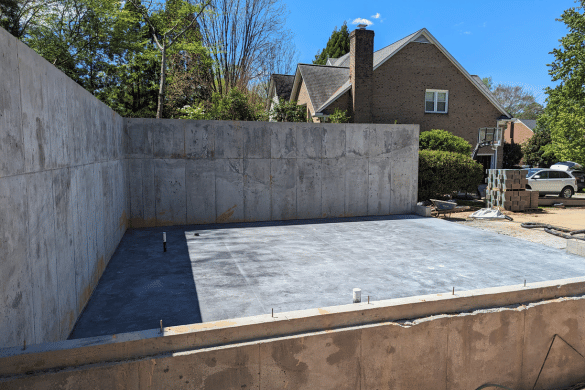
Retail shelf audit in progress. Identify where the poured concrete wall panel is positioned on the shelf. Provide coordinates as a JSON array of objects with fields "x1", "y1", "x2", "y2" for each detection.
[
  {"x1": 0, "y1": 176, "x2": 32, "y2": 347},
  {"x1": 260, "y1": 330, "x2": 361, "y2": 390},
  {"x1": 18, "y1": 41, "x2": 50, "y2": 173},
  {"x1": 271, "y1": 122, "x2": 297, "y2": 159},
  {"x1": 244, "y1": 121, "x2": 270, "y2": 159},
  {"x1": 52, "y1": 168, "x2": 78, "y2": 339},
  {"x1": 186, "y1": 159, "x2": 216, "y2": 224},
  {"x1": 322, "y1": 124, "x2": 346, "y2": 159},
  {"x1": 0, "y1": 27, "x2": 127, "y2": 348},
  {"x1": 322, "y1": 158, "x2": 345, "y2": 217},
  {"x1": 271, "y1": 158, "x2": 298, "y2": 221},
  {"x1": 345, "y1": 158, "x2": 369, "y2": 217},
  {"x1": 185, "y1": 120, "x2": 214, "y2": 159},
  {"x1": 126, "y1": 120, "x2": 419, "y2": 225},
  {"x1": 244, "y1": 159, "x2": 271, "y2": 221},
  {"x1": 154, "y1": 159, "x2": 186, "y2": 226},
  {"x1": 26, "y1": 171, "x2": 59, "y2": 344},
  {"x1": 0, "y1": 29, "x2": 25, "y2": 177},
  {"x1": 215, "y1": 158, "x2": 245, "y2": 223},
  {"x1": 297, "y1": 158, "x2": 322, "y2": 219},
  {"x1": 215, "y1": 121, "x2": 243, "y2": 159},
  {"x1": 8, "y1": 286, "x2": 585, "y2": 389},
  {"x1": 297, "y1": 124, "x2": 322, "y2": 159},
  {"x1": 367, "y1": 158, "x2": 392, "y2": 215},
  {"x1": 46, "y1": 65, "x2": 71, "y2": 169},
  {"x1": 153, "y1": 119, "x2": 185, "y2": 159},
  {"x1": 446, "y1": 310, "x2": 524, "y2": 389}
]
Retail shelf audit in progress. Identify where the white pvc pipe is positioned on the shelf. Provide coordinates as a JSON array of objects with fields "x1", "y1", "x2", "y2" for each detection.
[{"x1": 353, "y1": 288, "x2": 361, "y2": 303}]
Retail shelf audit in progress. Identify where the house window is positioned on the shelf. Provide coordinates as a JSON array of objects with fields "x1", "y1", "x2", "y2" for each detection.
[{"x1": 425, "y1": 90, "x2": 448, "y2": 113}]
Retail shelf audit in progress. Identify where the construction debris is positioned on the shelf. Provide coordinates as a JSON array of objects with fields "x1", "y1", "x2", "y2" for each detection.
[
  {"x1": 485, "y1": 169, "x2": 539, "y2": 212},
  {"x1": 469, "y1": 208, "x2": 513, "y2": 221}
]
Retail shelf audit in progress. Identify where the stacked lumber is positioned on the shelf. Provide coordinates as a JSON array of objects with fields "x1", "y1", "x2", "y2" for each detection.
[{"x1": 485, "y1": 169, "x2": 539, "y2": 211}]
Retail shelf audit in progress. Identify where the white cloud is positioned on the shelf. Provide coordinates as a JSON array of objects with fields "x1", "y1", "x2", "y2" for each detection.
[
  {"x1": 352, "y1": 18, "x2": 373, "y2": 26},
  {"x1": 371, "y1": 13, "x2": 381, "y2": 19},
  {"x1": 463, "y1": 31, "x2": 472, "y2": 35}
]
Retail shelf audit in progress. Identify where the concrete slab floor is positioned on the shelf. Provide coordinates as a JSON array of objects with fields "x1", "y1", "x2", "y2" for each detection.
[{"x1": 69, "y1": 215, "x2": 585, "y2": 339}]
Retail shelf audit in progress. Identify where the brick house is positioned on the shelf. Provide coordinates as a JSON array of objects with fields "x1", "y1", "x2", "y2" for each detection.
[
  {"x1": 505, "y1": 118, "x2": 536, "y2": 145},
  {"x1": 267, "y1": 27, "x2": 512, "y2": 169}
]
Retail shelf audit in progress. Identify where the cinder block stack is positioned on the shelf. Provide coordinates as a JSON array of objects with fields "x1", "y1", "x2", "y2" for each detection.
[{"x1": 485, "y1": 169, "x2": 539, "y2": 211}]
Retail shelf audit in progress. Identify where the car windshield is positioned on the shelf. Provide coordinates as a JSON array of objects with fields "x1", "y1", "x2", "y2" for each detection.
[{"x1": 526, "y1": 168, "x2": 543, "y2": 177}]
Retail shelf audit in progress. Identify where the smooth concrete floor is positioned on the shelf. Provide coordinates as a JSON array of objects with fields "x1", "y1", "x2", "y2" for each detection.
[{"x1": 69, "y1": 215, "x2": 585, "y2": 339}]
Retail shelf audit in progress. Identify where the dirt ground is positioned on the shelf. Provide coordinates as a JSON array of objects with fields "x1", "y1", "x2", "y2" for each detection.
[{"x1": 440, "y1": 206, "x2": 585, "y2": 250}]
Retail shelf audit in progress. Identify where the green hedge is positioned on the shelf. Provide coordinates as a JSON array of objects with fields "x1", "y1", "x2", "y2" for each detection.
[{"x1": 418, "y1": 149, "x2": 484, "y2": 201}]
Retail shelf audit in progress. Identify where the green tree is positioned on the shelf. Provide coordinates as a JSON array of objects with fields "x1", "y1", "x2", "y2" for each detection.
[
  {"x1": 313, "y1": 22, "x2": 350, "y2": 65},
  {"x1": 481, "y1": 76, "x2": 543, "y2": 119},
  {"x1": 521, "y1": 126, "x2": 558, "y2": 167},
  {"x1": 419, "y1": 129, "x2": 472, "y2": 155},
  {"x1": 127, "y1": 0, "x2": 211, "y2": 118},
  {"x1": 539, "y1": 0, "x2": 585, "y2": 166},
  {"x1": 502, "y1": 141, "x2": 523, "y2": 169},
  {"x1": 179, "y1": 88, "x2": 267, "y2": 121}
]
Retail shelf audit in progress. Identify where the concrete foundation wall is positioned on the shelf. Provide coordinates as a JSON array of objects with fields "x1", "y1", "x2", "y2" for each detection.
[
  {"x1": 3, "y1": 278, "x2": 585, "y2": 389},
  {"x1": 0, "y1": 28, "x2": 128, "y2": 348},
  {"x1": 126, "y1": 120, "x2": 419, "y2": 227}
]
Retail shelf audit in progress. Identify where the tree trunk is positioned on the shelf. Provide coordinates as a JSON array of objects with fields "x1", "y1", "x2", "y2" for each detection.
[{"x1": 157, "y1": 44, "x2": 167, "y2": 119}]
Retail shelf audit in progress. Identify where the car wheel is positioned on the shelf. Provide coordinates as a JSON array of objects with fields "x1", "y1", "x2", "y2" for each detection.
[{"x1": 560, "y1": 186, "x2": 574, "y2": 199}]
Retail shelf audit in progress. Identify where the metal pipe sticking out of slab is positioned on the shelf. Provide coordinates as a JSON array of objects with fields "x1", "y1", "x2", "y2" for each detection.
[
  {"x1": 160, "y1": 319, "x2": 163, "y2": 334},
  {"x1": 353, "y1": 288, "x2": 361, "y2": 303},
  {"x1": 163, "y1": 232, "x2": 167, "y2": 252}
]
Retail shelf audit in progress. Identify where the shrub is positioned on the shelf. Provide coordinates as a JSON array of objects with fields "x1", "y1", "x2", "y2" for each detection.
[
  {"x1": 270, "y1": 99, "x2": 307, "y2": 122},
  {"x1": 328, "y1": 108, "x2": 350, "y2": 123},
  {"x1": 418, "y1": 150, "x2": 484, "y2": 201},
  {"x1": 178, "y1": 88, "x2": 267, "y2": 121},
  {"x1": 419, "y1": 129, "x2": 472, "y2": 155}
]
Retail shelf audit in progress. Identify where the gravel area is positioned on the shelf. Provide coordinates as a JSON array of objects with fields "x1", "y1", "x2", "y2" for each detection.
[
  {"x1": 456, "y1": 218, "x2": 568, "y2": 249},
  {"x1": 443, "y1": 205, "x2": 585, "y2": 250}
]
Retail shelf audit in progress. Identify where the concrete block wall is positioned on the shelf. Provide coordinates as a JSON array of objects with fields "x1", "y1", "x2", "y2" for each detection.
[
  {"x1": 125, "y1": 120, "x2": 419, "y2": 227},
  {"x1": 0, "y1": 28, "x2": 128, "y2": 348}
]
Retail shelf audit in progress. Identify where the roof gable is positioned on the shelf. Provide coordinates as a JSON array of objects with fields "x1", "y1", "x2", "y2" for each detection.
[
  {"x1": 297, "y1": 28, "x2": 511, "y2": 118},
  {"x1": 290, "y1": 64, "x2": 349, "y2": 114}
]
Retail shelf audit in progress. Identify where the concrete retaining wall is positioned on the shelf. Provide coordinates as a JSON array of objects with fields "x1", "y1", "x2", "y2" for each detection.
[
  {"x1": 0, "y1": 28, "x2": 128, "y2": 348},
  {"x1": 3, "y1": 278, "x2": 585, "y2": 389},
  {"x1": 125, "y1": 119, "x2": 419, "y2": 227}
]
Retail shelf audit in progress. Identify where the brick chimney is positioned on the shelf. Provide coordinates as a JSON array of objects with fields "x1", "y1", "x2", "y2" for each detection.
[{"x1": 350, "y1": 25, "x2": 374, "y2": 123}]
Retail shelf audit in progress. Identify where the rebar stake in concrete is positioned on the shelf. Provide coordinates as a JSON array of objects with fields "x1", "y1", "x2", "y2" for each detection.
[
  {"x1": 452, "y1": 287, "x2": 455, "y2": 295},
  {"x1": 368, "y1": 295, "x2": 370, "y2": 304},
  {"x1": 524, "y1": 279, "x2": 526, "y2": 287},
  {"x1": 163, "y1": 232, "x2": 167, "y2": 252},
  {"x1": 272, "y1": 308, "x2": 273, "y2": 318},
  {"x1": 23, "y1": 339, "x2": 26, "y2": 351},
  {"x1": 160, "y1": 319, "x2": 163, "y2": 334}
]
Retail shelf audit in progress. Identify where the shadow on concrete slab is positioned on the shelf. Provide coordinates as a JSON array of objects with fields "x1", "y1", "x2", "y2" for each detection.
[{"x1": 68, "y1": 226, "x2": 203, "y2": 339}]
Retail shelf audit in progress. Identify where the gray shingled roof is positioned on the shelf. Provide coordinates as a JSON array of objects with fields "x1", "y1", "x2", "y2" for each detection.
[
  {"x1": 518, "y1": 119, "x2": 537, "y2": 130},
  {"x1": 272, "y1": 74, "x2": 295, "y2": 101},
  {"x1": 327, "y1": 29, "x2": 422, "y2": 70},
  {"x1": 298, "y1": 64, "x2": 349, "y2": 113}
]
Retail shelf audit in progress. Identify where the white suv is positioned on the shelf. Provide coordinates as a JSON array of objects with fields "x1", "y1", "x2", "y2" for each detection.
[{"x1": 525, "y1": 169, "x2": 578, "y2": 198}]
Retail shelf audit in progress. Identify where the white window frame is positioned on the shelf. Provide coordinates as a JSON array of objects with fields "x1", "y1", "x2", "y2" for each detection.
[{"x1": 425, "y1": 89, "x2": 449, "y2": 114}]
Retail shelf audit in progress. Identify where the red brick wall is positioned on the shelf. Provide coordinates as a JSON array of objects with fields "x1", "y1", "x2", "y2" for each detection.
[
  {"x1": 321, "y1": 90, "x2": 352, "y2": 117},
  {"x1": 505, "y1": 121, "x2": 534, "y2": 145},
  {"x1": 371, "y1": 42, "x2": 503, "y2": 147}
]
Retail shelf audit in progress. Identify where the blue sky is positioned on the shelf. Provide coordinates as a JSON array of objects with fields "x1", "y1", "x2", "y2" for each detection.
[{"x1": 283, "y1": 0, "x2": 578, "y2": 105}]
